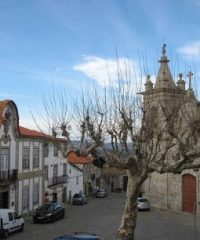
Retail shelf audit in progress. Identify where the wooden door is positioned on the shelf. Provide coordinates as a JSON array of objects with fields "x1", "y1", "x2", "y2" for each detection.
[{"x1": 182, "y1": 174, "x2": 196, "y2": 213}]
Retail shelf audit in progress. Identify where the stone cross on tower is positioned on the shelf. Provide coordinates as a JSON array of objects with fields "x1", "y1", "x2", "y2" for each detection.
[{"x1": 187, "y1": 71, "x2": 193, "y2": 89}]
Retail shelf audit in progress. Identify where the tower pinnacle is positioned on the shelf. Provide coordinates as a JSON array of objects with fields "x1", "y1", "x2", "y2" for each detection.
[
  {"x1": 187, "y1": 71, "x2": 193, "y2": 89},
  {"x1": 154, "y1": 44, "x2": 176, "y2": 89}
]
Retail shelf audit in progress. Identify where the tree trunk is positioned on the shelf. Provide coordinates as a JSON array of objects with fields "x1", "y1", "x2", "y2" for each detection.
[{"x1": 117, "y1": 171, "x2": 147, "y2": 240}]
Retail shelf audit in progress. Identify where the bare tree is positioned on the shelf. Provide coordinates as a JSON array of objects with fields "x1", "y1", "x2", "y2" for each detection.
[{"x1": 40, "y1": 46, "x2": 200, "y2": 240}]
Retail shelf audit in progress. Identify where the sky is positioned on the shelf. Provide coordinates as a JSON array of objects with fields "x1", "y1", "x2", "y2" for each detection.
[{"x1": 1, "y1": 0, "x2": 200, "y2": 130}]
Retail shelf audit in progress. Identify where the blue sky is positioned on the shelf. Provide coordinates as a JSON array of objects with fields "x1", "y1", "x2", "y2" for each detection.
[{"x1": 1, "y1": 0, "x2": 200, "y2": 129}]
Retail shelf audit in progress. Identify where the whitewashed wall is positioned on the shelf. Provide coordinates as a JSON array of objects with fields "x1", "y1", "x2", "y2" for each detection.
[
  {"x1": 18, "y1": 141, "x2": 43, "y2": 172},
  {"x1": 66, "y1": 163, "x2": 83, "y2": 203},
  {"x1": 17, "y1": 140, "x2": 44, "y2": 215},
  {"x1": 44, "y1": 142, "x2": 67, "y2": 203},
  {"x1": 17, "y1": 176, "x2": 43, "y2": 215},
  {"x1": 0, "y1": 103, "x2": 18, "y2": 209}
]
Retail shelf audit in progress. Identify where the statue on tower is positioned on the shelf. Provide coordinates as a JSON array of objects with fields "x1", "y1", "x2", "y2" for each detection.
[{"x1": 162, "y1": 44, "x2": 167, "y2": 56}]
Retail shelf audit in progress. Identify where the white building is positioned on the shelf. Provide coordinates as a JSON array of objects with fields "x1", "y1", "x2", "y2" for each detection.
[
  {"x1": 0, "y1": 100, "x2": 44, "y2": 215},
  {"x1": 66, "y1": 163, "x2": 83, "y2": 203},
  {"x1": 0, "y1": 99, "x2": 85, "y2": 216},
  {"x1": 44, "y1": 140, "x2": 68, "y2": 204},
  {"x1": 0, "y1": 100, "x2": 19, "y2": 210},
  {"x1": 17, "y1": 126, "x2": 44, "y2": 215}
]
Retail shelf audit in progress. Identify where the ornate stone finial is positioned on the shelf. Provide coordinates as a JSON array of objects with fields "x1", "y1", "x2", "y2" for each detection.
[
  {"x1": 2, "y1": 109, "x2": 11, "y2": 140},
  {"x1": 177, "y1": 73, "x2": 185, "y2": 90},
  {"x1": 162, "y1": 44, "x2": 167, "y2": 56},
  {"x1": 179, "y1": 73, "x2": 183, "y2": 80},
  {"x1": 187, "y1": 71, "x2": 193, "y2": 89},
  {"x1": 146, "y1": 74, "x2": 151, "y2": 82},
  {"x1": 145, "y1": 74, "x2": 153, "y2": 91}
]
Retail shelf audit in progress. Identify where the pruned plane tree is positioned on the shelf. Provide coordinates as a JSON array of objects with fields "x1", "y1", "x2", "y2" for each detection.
[{"x1": 41, "y1": 45, "x2": 200, "y2": 240}]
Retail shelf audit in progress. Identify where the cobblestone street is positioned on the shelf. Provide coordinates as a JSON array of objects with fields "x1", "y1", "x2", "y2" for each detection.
[{"x1": 8, "y1": 193, "x2": 200, "y2": 240}]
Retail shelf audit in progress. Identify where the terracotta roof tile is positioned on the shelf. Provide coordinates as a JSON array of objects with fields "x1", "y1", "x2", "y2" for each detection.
[
  {"x1": 0, "y1": 99, "x2": 66, "y2": 142},
  {"x1": 67, "y1": 150, "x2": 92, "y2": 165},
  {"x1": 19, "y1": 126, "x2": 67, "y2": 142},
  {"x1": 19, "y1": 126, "x2": 48, "y2": 138}
]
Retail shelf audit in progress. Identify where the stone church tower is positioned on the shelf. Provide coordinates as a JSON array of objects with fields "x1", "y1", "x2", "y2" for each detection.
[
  {"x1": 142, "y1": 44, "x2": 200, "y2": 214},
  {"x1": 142, "y1": 44, "x2": 197, "y2": 126}
]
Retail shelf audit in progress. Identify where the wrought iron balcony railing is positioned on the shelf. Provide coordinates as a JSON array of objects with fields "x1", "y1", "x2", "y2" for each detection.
[
  {"x1": 48, "y1": 175, "x2": 68, "y2": 186},
  {"x1": 0, "y1": 169, "x2": 18, "y2": 184}
]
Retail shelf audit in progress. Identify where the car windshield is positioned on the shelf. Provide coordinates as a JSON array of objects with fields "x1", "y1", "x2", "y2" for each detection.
[
  {"x1": 73, "y1": 194, "x2": 81, "y2": 198},
  {"x1": 138, "y1": 198, "x2": 148, "y2": 203}
]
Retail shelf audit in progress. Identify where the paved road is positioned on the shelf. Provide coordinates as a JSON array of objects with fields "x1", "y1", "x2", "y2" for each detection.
[{"x1": 8, "y1": 193, "x2": 200, "y2": 240}]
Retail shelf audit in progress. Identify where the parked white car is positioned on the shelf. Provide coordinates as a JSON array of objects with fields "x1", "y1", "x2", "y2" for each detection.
[
  {"x1": 0, "y1": 208, "x2": 24, "y2": 238},
  {"x1": 137, "y1": 198, "x2": 150, "y2": 211}
]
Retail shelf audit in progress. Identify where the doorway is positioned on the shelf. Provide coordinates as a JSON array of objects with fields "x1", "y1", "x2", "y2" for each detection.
[
  {"x1": 0, "y1": 191, "x2": 9, "y2": 208},
  {"x1": 182, "y1": 174, "x2": 196, "y2": 213}
]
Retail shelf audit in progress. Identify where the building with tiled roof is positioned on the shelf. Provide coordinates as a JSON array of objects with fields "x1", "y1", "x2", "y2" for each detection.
[
  {"x1": 0, "y1": 99, "x2": 84, "y2": 214},
  {"x1": 67, "y1": 150, "x2": 93, "y2": 165},
  {"x1": 66, "y1": 149, "x2": 105, "y2": 196},
  {"x1": 0, "y1": 99, "x2": 49, "y2": 214},
  {"x1": 19, "y1": 126, "x2": 48, "y2": 138}
]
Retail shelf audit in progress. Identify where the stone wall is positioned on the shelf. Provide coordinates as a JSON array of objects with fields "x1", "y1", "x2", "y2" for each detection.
[{"x1": 143, "y1": 169, "x2": 200, "y2": 213}]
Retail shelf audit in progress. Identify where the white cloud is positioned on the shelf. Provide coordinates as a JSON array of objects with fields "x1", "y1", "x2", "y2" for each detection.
[
  {"x1": 177, "y1": 41, "x2": 200, "y2": 59},
  {"x1": 73, "y1": 56, "x2": 142, "y2": 87}
]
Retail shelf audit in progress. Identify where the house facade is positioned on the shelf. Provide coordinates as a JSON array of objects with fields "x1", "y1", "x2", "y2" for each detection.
[
  {"x1": 0, "y1": 99, "x2": 84, "y2": 215},
  {"x1": 0, "y1": 100, "x2": 19, "y2": 210},
  {"x1": 0, "y1": 100, "x2": 44, "y2": 215},
  {"x1": 102, "y1": 167, "x2": 127, "y2": 192},
  {"x1": 67, "y1": 150, "x2": 96, "y2": 197},
  {"x1": 44, "y1": 140, "x2": 68, "y2": 204},
  {"x1": 66, "y1": 150, "x2": 127, "y2": 195},
  {"x1": 142, "y1": 46, "x2": 200, "y2": 214},
  {"x1": 66, "y1": 163, "x2": 83, "y2": 203},
  {"x1": 16, "y1": 126, "x2": 44, "y2": 215}
]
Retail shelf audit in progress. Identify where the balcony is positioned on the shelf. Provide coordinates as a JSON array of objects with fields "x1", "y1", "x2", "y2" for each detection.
[
  {"x1": 0, "y1": 169, "x2": 18, "y2": 185},
  {"x1": 48, "y1": 175, "x2": 68, "y2": 187}
]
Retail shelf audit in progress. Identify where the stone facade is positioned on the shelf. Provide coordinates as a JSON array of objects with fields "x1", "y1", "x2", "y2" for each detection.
[
  {"x1": 142, "y1": 45, "x2": 200, "y2": 214},
  {"x1": 144, "y1": 170, "x2": 200, "y2": 213}
]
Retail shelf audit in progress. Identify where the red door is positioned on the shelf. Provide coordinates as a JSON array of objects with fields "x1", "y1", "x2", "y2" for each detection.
[{"x1": 182, "y1": 174, "x2": 196, "y2": 213}]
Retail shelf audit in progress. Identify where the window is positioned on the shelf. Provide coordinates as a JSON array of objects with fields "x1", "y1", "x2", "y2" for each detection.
[
  {"x1": 53, "y1": 164, "x2": 58, "y2": 177},
  {"x1": 0, "y1": 148, "x2": 9, "y2": 179},
  {"x1": 8, "y1": 212, "x2": 13, "y2": 221},
  {"x1": 43, "y1": 143, "x2": 49, "y2": 157},
  {"x1": 13, "y1": 212, "x2": 18, "y2": 220},
  {"x1": 33, "y1": 147, "x2": 39, "y2": 168},
  {"x1": 52, "y1": 164, "x2": 58, "y2": 185},
  {"x1": 54, "y1": 144, "x2": 58, "y2": 157},
  {"x1": 22, "y1": 186, "x2": 29, "y2": 209},
  {"x1": 44, "y1": 165, "x2": 48, "y2": 180},
  {"x1": 63, "y1": 163, "x2": 67, "y2": 175},
  {"x1": 76, "y1": 176, "x2": 79, "y2": 185},
  {"x1": 23, "y1": 147, "x2": 30, "y2": 169},
  {"x1": 33, "y1": 183, "x2": 39, "y2": 204}
]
